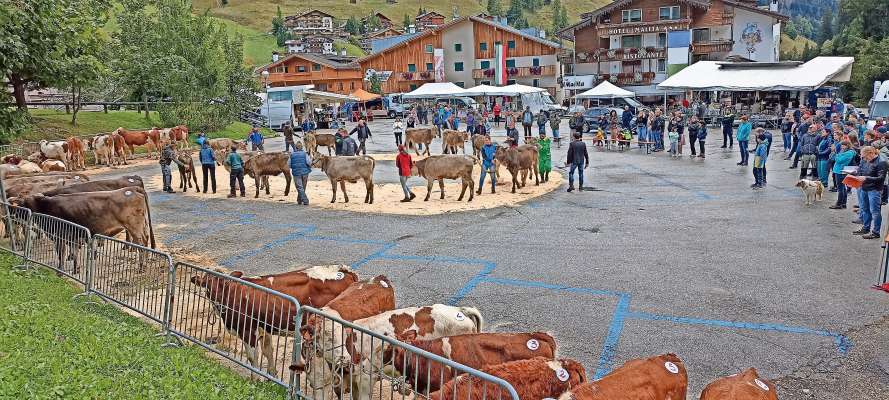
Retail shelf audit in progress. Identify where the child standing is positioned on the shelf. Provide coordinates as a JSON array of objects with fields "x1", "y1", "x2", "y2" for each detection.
[
  {"x1": 668, "y1": 126, "x2": 680, "y2": 158},
  {"x1": 393, "y1": 117, "x2": 404, "y2": 146},
  {"x1": 752, "y1": 134, "x2": 769, "y2": 189},
  {"x1": 537, "y1": 132, "x2": 552, "y2": 183}
]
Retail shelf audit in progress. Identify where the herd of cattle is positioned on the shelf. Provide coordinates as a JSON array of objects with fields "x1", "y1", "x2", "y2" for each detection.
[{"x1": 191, "y1": 264, "x2": 781, "y2": 400}]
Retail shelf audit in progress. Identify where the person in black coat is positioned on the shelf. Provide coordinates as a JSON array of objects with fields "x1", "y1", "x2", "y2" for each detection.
[
  {"x1": 349, "y1": 119, "x2": 372, "y2": 155},
  {"x1": 566, "y1": 132, "x2": 589, "y2": 192}
]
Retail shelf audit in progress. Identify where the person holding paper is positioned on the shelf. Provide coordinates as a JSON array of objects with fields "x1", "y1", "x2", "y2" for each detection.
[
  {"x1": 851, "y1": 146, "x2": 888, "y2": 239},
  {"x1": 829, "y1": 140, "x2": 856, "y2": 210}
]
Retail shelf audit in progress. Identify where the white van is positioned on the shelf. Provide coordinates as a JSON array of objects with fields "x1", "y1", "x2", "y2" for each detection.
[{"x1": 259, "y1": 85, "x2": 311, "y2": 131}]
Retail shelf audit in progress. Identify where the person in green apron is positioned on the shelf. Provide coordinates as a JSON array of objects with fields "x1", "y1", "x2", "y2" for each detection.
[{"x1": 537, "y1": 131, "x2": 552, "y2": 183}]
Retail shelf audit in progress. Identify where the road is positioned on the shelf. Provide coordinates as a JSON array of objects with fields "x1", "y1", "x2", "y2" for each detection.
[{"x1": 98, "y1": 118, "x2": 889, "y2": 398}]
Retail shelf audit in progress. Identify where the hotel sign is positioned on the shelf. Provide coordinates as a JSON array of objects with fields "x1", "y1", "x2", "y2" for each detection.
[{"x1": 599, "y1": 22, "x2": 689, "y2": 36}]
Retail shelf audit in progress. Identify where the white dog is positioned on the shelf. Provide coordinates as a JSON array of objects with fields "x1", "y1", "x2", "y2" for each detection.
[{"x1": 796, "y1": 179, "x2": 824, "y2": 205}]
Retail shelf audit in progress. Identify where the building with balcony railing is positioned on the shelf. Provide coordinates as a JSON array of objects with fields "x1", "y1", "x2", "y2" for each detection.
[
  {"x1": 256, "y1": 53, "x2": 363, "y2": 95},
  {"x1": 558, "y1": 0, "x2": 786, "y2": 98}
]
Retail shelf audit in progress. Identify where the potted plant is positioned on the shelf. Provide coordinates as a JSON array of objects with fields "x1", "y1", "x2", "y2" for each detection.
[
  {"x1": 507, "y1": 67, "x2": 519, "y2": 76},
  {"x1": 420, "y1": 71, "x2": 432, "y2": 80},
  {"x1": 403, "y1": 72, "x2": 414, "y2": 80},
  {"x1": 627, "y1": 47, "x2": 639, "y2": 55},
  {"x1": 484, "y1": 68, "x2": 495, "y2": 77},
  {"x1": 530, "y1": 66, "x2": 542, "y2": 75}
]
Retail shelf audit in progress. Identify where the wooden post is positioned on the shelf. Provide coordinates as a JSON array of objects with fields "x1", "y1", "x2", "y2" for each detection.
[{"x1": 103, "y1": 104, "x2": 108, "y2": 113}]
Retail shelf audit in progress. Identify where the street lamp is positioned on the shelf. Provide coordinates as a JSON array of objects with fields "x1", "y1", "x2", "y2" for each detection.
[{"x1": 261, "y1": 70, "x2": 270, "y2": 128}]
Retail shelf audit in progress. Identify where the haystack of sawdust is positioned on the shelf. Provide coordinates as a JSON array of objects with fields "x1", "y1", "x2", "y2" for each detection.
[{"x1": 150, "y1": 159, "x2": 561, "y2": 215}]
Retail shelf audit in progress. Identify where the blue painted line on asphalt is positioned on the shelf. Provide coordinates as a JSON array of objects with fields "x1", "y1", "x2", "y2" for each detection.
[
  {"x1": 596, "y1": 293, "x2": 632, "y2": 379},
  {"x1": 445, "y1": 262, "x2": 497, "y2": 305},
  {"x1": 478, "y1": 276, "x2": 626, "y2": 298},
  {"x1": 623, "y1": 311, "x2": 852, "y2": 354},
  {"x1": 351, "y1": 243, "x2": 397, "y2": 269},
  {"x1": 218, "y1": 226, "x2": 316, "y2": 267}
]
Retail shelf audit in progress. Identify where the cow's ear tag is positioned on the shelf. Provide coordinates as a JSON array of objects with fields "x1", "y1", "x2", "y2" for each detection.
[
  {"x1": 754, "y1": 379, "x2": 769, "y2": 391},
  {"x1": 379, "y1": 280, "x2": 388, "y2": 288},
  {"x1": 128, "y1": 178, "x2": 135, "y2": 183},
  {"x1": 124, "y1": 190, "x2": 133, "y2": 196},
  {"x1": 526, "y1": 339, "x2": 539, "y2": 351},
  {"x1": 335, "y1": 271, "x2": 344, "y2": 280},
  {"x1": 664, "y1": 362, "x2": 679, "y2": 374},
  {"x1": 555, "y1": 368, "x2": 569, "y2": 382},
  {"x1": 74, "y1": 176, "x2": 81, "y2": 180},
  {"x1": 454, "y1": 312, "x2": 465, "y2": 321}
]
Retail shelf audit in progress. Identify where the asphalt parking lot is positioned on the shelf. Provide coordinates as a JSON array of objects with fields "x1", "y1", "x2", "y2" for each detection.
[{"x1": 102, "y1": 118, "x2": 889, "y2": 398}]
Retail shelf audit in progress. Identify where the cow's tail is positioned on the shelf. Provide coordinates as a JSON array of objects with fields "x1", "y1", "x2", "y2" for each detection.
[
  {"x1": 141, "y1": 184, "x2": 156, "y2": 249},
  {"x1": 459, "y1": 306, "x2": 484, "y2": 332}
]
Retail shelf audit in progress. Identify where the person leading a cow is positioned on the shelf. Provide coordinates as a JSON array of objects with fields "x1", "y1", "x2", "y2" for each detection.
[
  {"x1": 159, "y1": 143, "x2": 184, "y2": 193},
  {"x1": 537, "y1": 131, "x2": 552, "y2": 183},
  {"x1": 289, "y1": 141, "x2": 312, "y2": 205},
  {"x1": 566, "y1": 132, "x2": 589, "y2": 193},
  {"x1": 199, "y1": 140, "x2": 217, "y2": 194},
  {"x1": 283, "y1": 122, "x2": 296, "y2": 152},
  {"x1": 476, "y1": 136, "x2": 497, "y2": 195},
  {"x1": 349, "y1": 119, "x2": 372, "y2": 156},
  {"x1": 395, "y1": 145, "x2": 416, "y2": 202},
  {"x1": 226, "y1": 146, "x2": 246, "y2": 198},
  {"x1": 248, "y1": 125, "x2": 264, "y2": 151}
]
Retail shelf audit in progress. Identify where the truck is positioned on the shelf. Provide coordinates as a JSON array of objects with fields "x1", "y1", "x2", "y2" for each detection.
[
  {"x1": 868, "y1": 80, "x2": 889, "y2": 128},
  {"x1": 258, "y1": 85, "x2": 311, "y2": 131},
  {"x1": 342, "y1": 94, "x2": 408, "y2": 119}
]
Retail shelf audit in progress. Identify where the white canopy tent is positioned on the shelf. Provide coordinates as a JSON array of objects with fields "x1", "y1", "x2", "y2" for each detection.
[
  {"x1": 402, "y1": 82, "x2": 468, "y2": 99},
  {"x1": 657, "y1": 56, "x2": 855, "y2": 92},
  {"x1": 461, "y1": 84, "x2": 515, "y2": 97},
  {"x1": 574, "y1": 81, "x2": 635, "y2": 99},
  {"x1": 500, "y1": 83, "x2": 547, "y2": 95}
]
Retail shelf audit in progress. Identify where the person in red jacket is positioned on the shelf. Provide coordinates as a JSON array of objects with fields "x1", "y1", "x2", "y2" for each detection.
[{"x1": 396, "y1": 145, "x2": 416, "y2": 202}]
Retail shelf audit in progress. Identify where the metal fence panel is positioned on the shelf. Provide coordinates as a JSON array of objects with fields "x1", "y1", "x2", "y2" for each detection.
[
  {"x1": 26, "y1": 213, "x2": 91, "y2": 284},
  {"x1": 296, "y1": 306, "x2": 520, "y2": 400},
  {"x1": 168, "y1": 262, "x2": 301, "y2": 389},
  {"x1": 0, "y1": 201, "x2": 31, "y2": 257},
  {"x1": 88, "y1": 235, "x2": 173, "y2": 325}
]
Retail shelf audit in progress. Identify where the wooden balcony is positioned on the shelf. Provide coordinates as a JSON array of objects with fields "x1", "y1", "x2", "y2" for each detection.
[
  {"x1": 396, "y1": 71, "x2": 435, "y2": 82},
  {"x1": 599, "y1": 72, "x2": 657, "y2": 86},
  {"x1": 471, "y1": 65, "x2": 557, "y2": 79},
  {"x1": 692, "y1": 40, "x2": 734, "y2": 54},
  {"x1": 596, "y1": 19, "x2": 690, "y2": 37}
]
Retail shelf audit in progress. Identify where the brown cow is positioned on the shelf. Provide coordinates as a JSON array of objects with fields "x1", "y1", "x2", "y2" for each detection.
[
  {"x1": 299, "y1": 275, "x2": 397, "y2": 399},
  {"x1": 431, "y1": 357, "x2": 587, "y2": 400},
  {"x1": 5, "y1": 175, "x2": 88, "y2": 199},
  {"x1": 176, "y1": 150, "x2": 200, "y2": 192},
  {"x1": 40, "y1": 160, "x2": 66, "y2": 172},
  {"x1": 208, "y1": 138, "x2": 246, "y2": 166},
  {"x1": 389, "y1": 332, "x2": 558, "y2": 394},
  {"x1": 441, "y1": 129, "x2": 468, "y2": 154},
  {"x1": 2, "y1": 154, "x2": 22, "y2": 165},
  {"x1": 494, "y1": 144, "x2": 539, "y2": 193},
  {"x1": 191, "y1": 265, "x2": 358, "y2": 372},
  {"x1": 700, "y1": 368, "x2": 778, "y2": 400},
  {"x1": 168, "y1": 125, "x2": 189, "y2": 149},
  {"x1": 243, "y1": 152, "x2": 292, "y2": 198},
  {"x1": 40, "y1": 176, "x2": 144, "y2": 197},
  {"x1": 304, "y1": 132, "x2": 336, "y2": 157},
  {"x1": 557, "y1": 353, "x2": 687, "y2": 400},
  {"x1": 109, "y1": 132, "x2": 129, "y2": 164},
  {"x1": 65, "y1": 137, "x2": 86, "y2": 170},
  {"x1": 414, "y1": 155, "x2": 475, "y2": 202},
  {"x1": 12, "y1": 186, "x2": 156, "y2": 272},
  {"x1": 405, "y1": 126, "x2": 440, "y2": 156},
  {"x1": 113, "y1": 127, "x2": 158, "y2": 159},
  {"x1": 313, "y1": 155, "x2": 375, "y2": 204}
]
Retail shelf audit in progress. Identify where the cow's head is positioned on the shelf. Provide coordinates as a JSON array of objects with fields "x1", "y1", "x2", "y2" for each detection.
[
  {"x1": 432, "y1": 126, "x2": 441, "y2": 138},
  {"x1": 300, "y1": 315, "x2": 356, "y2": 372},
  {"x1": 312, "y1": 155, "x2": 330, "y2": 171},
  {"x1": 234, "y1": 140, "x2": 248, "y2": 151},
  {"x1": 413, "y1": 158, "x2": 426, "y2": 178}
]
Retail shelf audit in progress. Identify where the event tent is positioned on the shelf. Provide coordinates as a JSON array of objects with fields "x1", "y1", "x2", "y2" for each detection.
[
  {"x1": 574, "y1": 81, "x2": 635, "y2": 99},
  {"x1": 402, "y1": 82, "x2": 467, "y2": 99},
  {"x1": 657, "y1": 56, "x2": 855, "y2": 92},
  {"x1": 349, "y1": 88, "x2": 381, "y2": 102},
  {"x1": 461, "y1": 84, "x2": 515, "y2": 97},
  {"x1": 500, "y1": 83, "x2": 547, "y2": 95},
  {"x1": 304, "y1": 89, "x2": 358, "y2": 103}
]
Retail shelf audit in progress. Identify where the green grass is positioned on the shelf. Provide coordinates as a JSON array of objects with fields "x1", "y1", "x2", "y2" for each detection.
[
  {"x1": 0, "y1": 253, "x2": 284, "y2": 399},
  {"x1": 780, "y1": 34, "x2": 817, "y2": 58},
  {"x1": 22, "y1": 109, "x2": 274, "y2": 142},
  {"x1": 334, "y1": 40, "x2": 367, "y2": 57},
  {"x1": 211, "y1": 16, "x2": 283, "y2": 66}
]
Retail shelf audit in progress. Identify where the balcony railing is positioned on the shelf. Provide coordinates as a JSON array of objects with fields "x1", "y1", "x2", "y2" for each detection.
[
  {"x1": 596, "y1": 18, "x2": 691, "y2": 37},
  {"x1": 692, "y1": 40, "x2": 734, "y2": 54},
  {"x1": 397, "y1": 71, "x2": 435, "y2": 82},
  {"x1": 471, "y1": 65, "x2": 557, "y2": 79},
  {"x1": 598, "y1": 72, "x2": 657, "y2": 86}
]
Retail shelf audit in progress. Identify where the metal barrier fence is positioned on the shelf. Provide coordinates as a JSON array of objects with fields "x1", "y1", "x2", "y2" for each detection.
[
  {"x1": 879, "y1": 243, "x2": 889, "y2": 286},
  {"x1": 26, "y1": 213, "x2": 91, "y2": 285},
  {"x1": 167, "y1": 262, "x2": 301, "y2": 388},
  {"x1": 0, "y1": 202, "x2": 31, "y2": 259},
  {"x1": 296, "y1": 306, "x2": 521, "y2": 400},
  {"x1": 88, "y1": 235, "x2": 173, "y2": 326},
  {"x1": 0, "y1": 208, "x2": 520, "y2": 400}
]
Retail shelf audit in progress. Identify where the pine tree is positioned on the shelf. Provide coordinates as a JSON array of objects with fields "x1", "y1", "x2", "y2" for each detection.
[
  {"x1": 551, "y1": 0, "x2": 566, "y2": 33},
  {"x1": 506, "y1": 0, "x2": 523, "y2": 23},
  {"x1": 403, "y1": 14, "x2": 412, "y2": 29},
  {"x1": 487, "y1": 0, "x2": 502, "y2": 16},
  {"x1": 817, "y1": 12, "x2": 833, "y2": 45}
]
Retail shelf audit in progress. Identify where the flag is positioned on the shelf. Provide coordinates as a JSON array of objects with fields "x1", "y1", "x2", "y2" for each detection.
[{"x1": 494, "y1": 43, "x2": 507, "y2": 86}]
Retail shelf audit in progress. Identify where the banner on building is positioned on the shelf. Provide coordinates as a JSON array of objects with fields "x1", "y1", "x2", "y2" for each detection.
[
  {"x1": 433, "y1": 49, "x2": 445, "y2": 82},
  {"x1": 562, "y1": 75, "x2": 596, "y2": 90},
  {"x1": 494, "y1": 43, "x2": 507, "y2": 86},
  {"x1": 666, "y1": 30, "x2": 690, "y2": 76}
]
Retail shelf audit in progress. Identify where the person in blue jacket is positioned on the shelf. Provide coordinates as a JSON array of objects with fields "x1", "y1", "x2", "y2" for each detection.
[
  {"x1": 476, "y1": 136, "x2": 497, "y2": 195},
  {"x1": 816, "y1": 128, "x2": 833, "y2": 186},
  {"x1": 288, "y1": 141, "x2": 312, "y2": 205},
  {"x1": 751, "y1": 133, "x2": 769, "y2": 189},
  {"x1": 198, "y1": 141, "x2": 216, "y2": 194},
  {"x1": 248, "y1": 126, "x2": 264, "y2": 151},
  {"x1": 830, "y1": 140, "x2": 856, "y2": 209},
  {"x1": 735, "y1": 114, "x2": 752, "y2": 166}
]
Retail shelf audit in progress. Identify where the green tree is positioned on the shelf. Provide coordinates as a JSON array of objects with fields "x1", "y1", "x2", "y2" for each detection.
[
  {"x1": 368, "y1": 73, "x2": 383, "y2": 94},
  {"x1": 366, "y1": 14, "x2": 382, "y2": 33},
  {"x1": 403, "y1": 14, "x2": 412, "y2": 29},
  {"x1": 784, "y1": 19, "x2": 798, "y2": 39},
  {"x1": 271, "y1": 6, "x2": 291, "y2": 47},
  {"x1": 506, "y1": 0, "x2": 524, "y2": 24},
  {"x1": 1, "y1": 0, "x2": 111, "y2": 112},
  {"x1": 487, "y1": 0, "x2": 503, "y2": 16},
  {"x1": 344, "y1": 16, "x2": 360, "y2": 35},
  {"x1": 817, "y1": 12, "x2": 833, "y2": 44},
  {"x1": 551, "y1": 0, "x2": 567, "y2": 33}
]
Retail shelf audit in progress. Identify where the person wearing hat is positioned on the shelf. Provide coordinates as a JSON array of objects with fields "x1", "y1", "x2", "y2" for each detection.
[
  {"x1": 289, "y1": 141, "x2": 312, "y2": 205},
  {"x1": 476, "y1": 136, "x2": 498, "y2": 195},
  {"x1": 395, "y1": 145, "x2": 416, "y2": 202}
]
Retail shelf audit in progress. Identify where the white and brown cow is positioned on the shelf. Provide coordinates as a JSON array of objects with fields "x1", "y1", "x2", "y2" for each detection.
[
  {"x1": 389, "y1": 332, "x2": 558, "y2": 393},
  {"x1": 38, "y1": 140, "x2": 69, "y2": 170},
  {"x1": 557, "y1": 353, "x2": 687, "y2": 400},
  {"x1": 431, "y1": 357, "x2": 587, "y2": 400}
]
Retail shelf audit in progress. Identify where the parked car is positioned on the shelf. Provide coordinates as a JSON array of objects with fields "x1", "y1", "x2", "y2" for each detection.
[
  {"x1": 434, "y1": 97, "x2": 478, "y2": 110},
  {"x1": 567, "y1": 104, "x2": 586, "y2": 115},
  {"x1": 581, "y1": 107, "x2": 624, "y2": 133}
]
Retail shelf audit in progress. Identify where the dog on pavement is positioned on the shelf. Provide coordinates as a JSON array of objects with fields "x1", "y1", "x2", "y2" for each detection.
[{"x1": 796, "y1": 179, "x2": 824, "y2": 205}]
